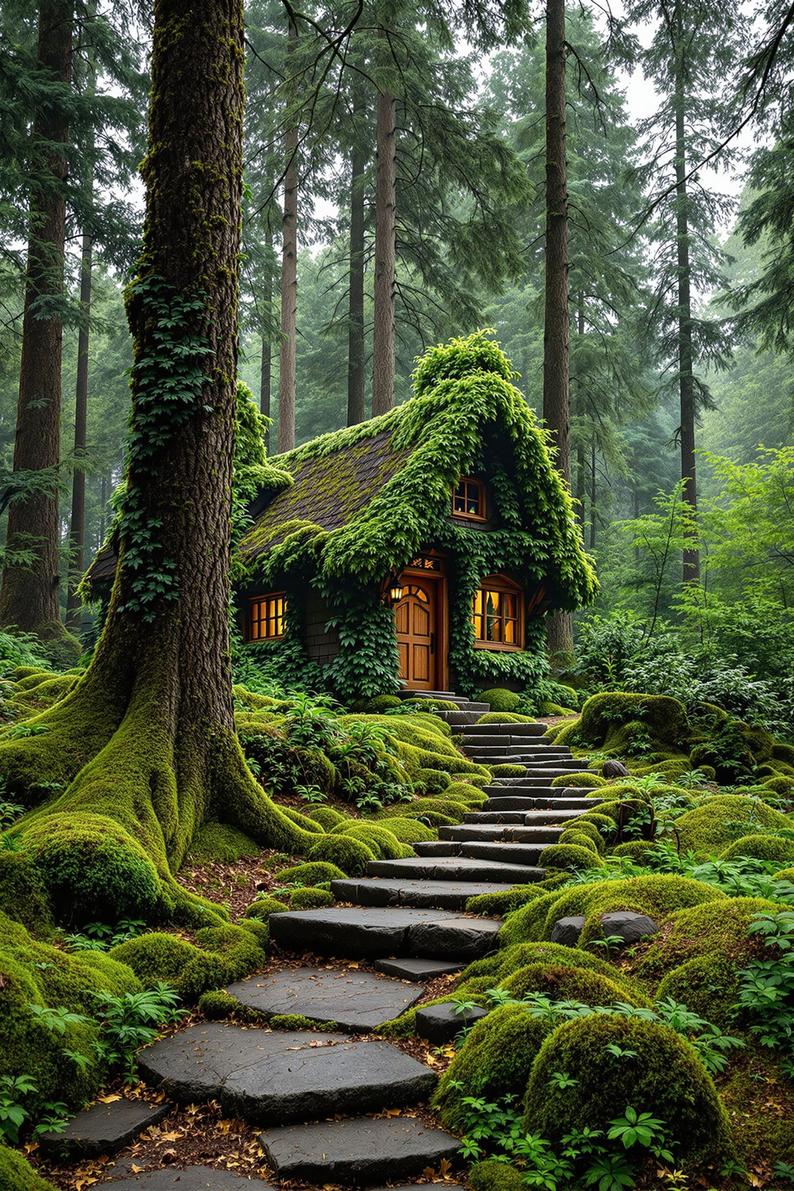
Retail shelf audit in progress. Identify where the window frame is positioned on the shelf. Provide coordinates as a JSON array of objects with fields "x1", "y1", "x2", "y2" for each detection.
[
  {"x1": 472, "y1": 575, "x2": 524, "y2": 651},
  {"x1": 451, "y1": 476, "x2": 487, "y2": 522},
  {"x1": 247, "y1": 592, "x2": 287, "y2": 642}
]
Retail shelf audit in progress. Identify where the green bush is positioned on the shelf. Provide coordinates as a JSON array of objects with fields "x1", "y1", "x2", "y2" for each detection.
[
  {"x1": 538, "y1": 843, "x2": 603, "y2": 871},
  {"x1": 478, "y1": 688, "x2": 522, "y2": 712},
  {"x1": 305, "y1": 806, "x2": 345, "y2": 830},
  {"x1": 377, "y1": 817, "x2": 436, "y2": 844},
  {"x1": 288, "y1": 886, "x2": 335, "y2": 910},
  {"x1": 0, "y1": 1145, "x2": 59, "y2": 1190},
  {"x1": 433, "y1": 1005, "x2": 553, "y2": 1130},
  {"x1": 524, "y1": 1015, "x2": 730, "y2": 1165},
  {"x1": 24, "y1": 813, "x2": 161, "y2": 925},
  {"x1": 276, "y1": 861, "x2": 346, "y2": 885},
  {"x1": 500, "y1": 962, "x2": 647, "y2": 1007},
  {"x1": 307, "y1": 833, "x2": 375, "y2": 876},
  {"x1": 331, "y1": 821, "x2": 412, "y2": 859},
  {"x1": 720, "y1": 833, "x2": 794, "y2": 863},
  {"x1": 551, "y1": 771, "x2": 605, "y2": 788},
  {"x1": 187, "y1": 822, "x2": 259, "y2": 863}
]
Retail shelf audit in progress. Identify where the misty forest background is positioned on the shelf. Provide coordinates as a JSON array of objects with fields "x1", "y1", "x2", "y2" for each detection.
[{"x1": 1, "y1": 0, "x2": 793, "y2": 731}]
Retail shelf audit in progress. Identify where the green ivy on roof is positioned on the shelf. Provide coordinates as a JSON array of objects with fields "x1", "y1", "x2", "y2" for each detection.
[{"x1": 240, "y1": 331, "x2": 598, "y2": 610}]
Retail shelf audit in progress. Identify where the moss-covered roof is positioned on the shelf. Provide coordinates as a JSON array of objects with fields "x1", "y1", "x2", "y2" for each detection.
[{"x1": 241, "y1": 332, "x2": 598, "y2": 611}]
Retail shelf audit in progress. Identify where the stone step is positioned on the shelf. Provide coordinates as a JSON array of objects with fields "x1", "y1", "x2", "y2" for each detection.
[
  {"x1": 139, "y1": 1024, "x2": 436, "y2": 1124},
  {"x1": 464, "y1": 809, "x2": 531, "y2": 823},
  {"x1": 523, "y1": 808, "x2": 588, "y2": 823},
  {"x1": 463, "y1": 746, "x2": 572, "y2": 759},
  {"x1": 226, "y1": 966, "x2": 424, "y2": 1032},
  {"x1": 269, "y1": 905, "x2": 501, "y2": 959},
  {"x1": 436, "y1": 710, "x2": 482, "y2": 726},
  {"x1": 260, "y1": 1115, "x2": 461, "y2": 1184},
  {"x1": 39, "y1": 1097, "x2": 171, "y2": 1161},
  {"x1": 483, "y1": 791, "x2": 559, "y2": 808},
  {"x1": 375, "y1": 957, "x2": 464, "y2": 981},
  {"x1": 455, "y1": 721, "x2": 547, "y2": 736},
  {"x1": 415, "y1": 1002, "x2": 488, "y2": 1043},
  {"x1": 331, "y1": 876, "x2": 509, "y2": 911},
  {"x1": 486, "y1": 770, "x2": 589, "y2": 785},
  {"x1": 472, "y1": 798, "x2": 601, "y2": 819},
  {"x1": 367, "y1": 854, "x2": 546, "y2": 884},
  {"x1": 413, "y1": 839, "x2": 462, "y2": 856},
  {"x1": 462, "y1": 739, "x2": 570, "y2": 751},
  {"x1": 105, "y1": 1168, "x2": 267, "y2": 1188},
  {"x1": 459, "y1": 840, "x2": 546, "y2": 865},
  {"x1": 439, "y1": 823, "x2": 563, "y2": 844}
]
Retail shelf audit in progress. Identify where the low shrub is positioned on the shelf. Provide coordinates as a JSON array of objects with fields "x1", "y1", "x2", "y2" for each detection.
[
  {"x1": 415, "y1": 767, "x2": 451, "y2": 793},
  {"x1": 444, "y1": 781, "x2": 487, "y2": 806},
  {"x1": 108, "y1": 932, "x2": 225, "y2": 1003}
]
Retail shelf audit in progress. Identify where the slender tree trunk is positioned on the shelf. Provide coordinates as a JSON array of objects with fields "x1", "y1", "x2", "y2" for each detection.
[
  {"x1": 65, "y1": 228, "x2": 92, "y2": 630},
  {"x1": 589, "y1": 439, "x2": 597, "y2": 550},
  {"x1": 543, "y1": 0, "x2": 572, "y2": 657},
  {"x1": 278, "y1": 15, "x2": 298, "y2": 452},
  {"x1": 673, "y1": 35, "x2": 699, "y2": 583},
  {"x1": 0, "y1": 0, "x2": 73, "y2": 642},
  {"x1": 99, "y1": 473, "x2": 108, "y2": 544},
  {"x1": 576, "y1": 443, "x2": 586, "y2": 529},
  {"x1": 260, "y1": 228, "x2": 273, "y2": 443},
  {"x1": 347, "y1": 87, "x2": 366, "y2": 426},
  {"x1": 372, "y1": 85, "x2": 396, "y2": 416}
]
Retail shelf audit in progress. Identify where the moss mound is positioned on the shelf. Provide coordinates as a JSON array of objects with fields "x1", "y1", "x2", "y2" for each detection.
[
  {"x1": 377, "y1": 817, "x2": 436, "y2": 844},
  {"x1": 288, "y1": 886, "x2": 334, "y2": 909},
  {"x1": 244, "y1": 894, "x2": 289, "y2": 922},
  {"x1": 0, "y1": 1145, "x2": 59, "y2": 1190},
  {"x1": 655, "y1": 954, "x2": 741, "y2": 1030},
  {"x1": 305, "y1": 806, "x2": 346, "y2": 830},
  {"x1": 500, "y1": 961, "x2": 648, "y2": 1007},
  {"x1": 22, "y1": 813, "x2": 162, "y2": 926},
  {"x1": 478, "y1": 688, "x2": 522, "y2": 712},
  {"x1": 307, "y1": 833, "x2": 375, "y2": 876},
  {"x1": 110, "y1": 925, "x2": 264, "y2": 1002},
  {"x1": 0, "y1": 851, "x2": 52, "y2": 933},
  {"x1": 277, "y1": 861, "x2": 346, "y2": 885},
  {"x1": 467, "y1": 1160, "x2": 525, "y2": 1191},
  {"x1": 491, "y1": 763, "x2": 527, "y2": 777},
  {"x1": 458, "y1": 941, "x2": 640, "y2": 995},
  {"x1": 444, "y1": 781, "x2": 488, "y2": 806},
  {"x1": 433, "y1": 1005, "x2": 552, "y2": 1130},
  {"x1": 675, "y1": 794, "x2": 788, "y2": 857},
  {"x1": 720, "y1": 832, "x2": 794, "y2": 863},
  {"x1": 466, "y1": 885, "x2": 547, "y2": 916},
  {"x1": 187, "y1": 822, "x2": 259, "y2": 863},
  {"x1": 570, "y1": 692, "x2": 690, "y2": 752},
  {"x1": 477, "y1": 711, "x2": 537, "y2": 724},
  {"x1": 639, "y1": 896, "x2": 781, "y2": 981},
  {"x1": 331, "y1": 821, "x2": 412, "y2": 859},
  {"x1": 551, "y1": 771, "x2": 606, "y2": 788},
  {"x1": 538, "y1": 842, "x2": 604, "y2": 871},
  {"x1": 526, "y1": 1016, "x2": 731, "y2": 1165}
]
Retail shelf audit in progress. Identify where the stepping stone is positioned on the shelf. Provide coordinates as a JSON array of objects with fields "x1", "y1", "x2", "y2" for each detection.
[
  {"x1": 439, "y1": 824, "x2": 562, "y2": 843},
  {"x1": 106, "y1": 1169, "x2": 270, "y2": 1188},
  {"x1": 260, "y1": 1115, "x2": 461, "y2": 1183},
  {"x1": 367, "y1": 854, "x2": 545, "y2": 884},
  {"x1": 226, "y1": 966, "x2": 424, "y2": 1031},
  {"x1": 412, "y1": 839, "x2": 463, "y2": 855},
  {"x1": 332, "y1": 877, "x2": 508, "y2": 910},
  {"x1": 139, "y1": 1023, "x2": 435, "y2": 1123},
  {"x1": 269, "y1": 906, "x2": 500, "y2": 959},
  {"x1": 375, "y1": 957, "x2": 464, "y2": 981},
  {"x1": 415, "y1": 1002, "x2": 488, "y2": 1043},
  {"x1": 459, "y1": 841, "x2": 545, "y2": 865},
  {"x1": 39, "y1": 1097, "x2": 171, "y2": 1160}
]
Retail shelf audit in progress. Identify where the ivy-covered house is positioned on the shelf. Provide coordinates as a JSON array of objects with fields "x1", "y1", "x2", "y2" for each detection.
[{"x1": 234, "y1": 333, "x2": 597, "y2": 700}]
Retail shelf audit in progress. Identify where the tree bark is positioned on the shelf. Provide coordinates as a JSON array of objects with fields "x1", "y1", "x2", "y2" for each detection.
[
  {"x1": 260, "y1": 229, "x2": 273, "y2": 443},
  {"x1": 543, "y1": 0, "x2": 572, "y2": 658},
  {"x1": 2, "y1": 0, "x2": 310, "y2": 921},
  {"x1": 347, "y1": 86, "x2": 367, "y2": 426},
  {"x1": 589, "y1": 438, "x2": 597, "y2": 550},
  {"x1": 372, "y1": 85, "x2": 396, "y2": 416},
  {"x1": 0, "y1": 0, "x2": 73, "y2": 642},
  {"x1": 673, "y1": 27, "x2": 699, "y2": 583},
  {"x1": 65, "y1": 227, "x2": 92, "y2": 631},
  {"x1": 278, "y1": 15, "x2": 298, "y2": 453},
  {"x1": 576, "y1": 443, "x2": 586, "y2": 529}
]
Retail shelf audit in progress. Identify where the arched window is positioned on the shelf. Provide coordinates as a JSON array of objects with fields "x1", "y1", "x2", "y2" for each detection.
[
  {"x1": 247, "y1": 593, "x2": 286, "y2": 641},
  {"x1": 472, "y1": 575, "x2": 523, "y2": 649},
  {"x1": 452, "y1": 476, "x2": 487, "y2": 520}
]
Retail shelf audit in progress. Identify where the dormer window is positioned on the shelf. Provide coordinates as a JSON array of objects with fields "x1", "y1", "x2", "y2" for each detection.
[{"x1": 452, "y1": 477, "x2": 486, "y2": 521}]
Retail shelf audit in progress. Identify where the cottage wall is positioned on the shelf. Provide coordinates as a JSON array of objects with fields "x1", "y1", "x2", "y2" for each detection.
[{"x1": 303, "y1": 591, "x2": 340, "y2": 667}]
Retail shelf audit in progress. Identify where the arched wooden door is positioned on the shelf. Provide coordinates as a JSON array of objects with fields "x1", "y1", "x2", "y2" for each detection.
[{"x1": 395, "y1": 578, "x2": 437, "y2": 690}]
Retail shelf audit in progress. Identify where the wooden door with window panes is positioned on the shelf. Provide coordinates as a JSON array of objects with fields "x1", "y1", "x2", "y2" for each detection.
[{"x1": 395, "y1": 579, "x2": 437, "y2": 689}]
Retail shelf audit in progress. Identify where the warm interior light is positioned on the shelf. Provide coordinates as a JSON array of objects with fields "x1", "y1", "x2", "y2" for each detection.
[{"x1": 386, "y1": 577, "x2": 404, "y2": 605}]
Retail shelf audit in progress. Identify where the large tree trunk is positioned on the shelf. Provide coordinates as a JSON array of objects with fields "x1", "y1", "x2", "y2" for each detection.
[
  {"x1": 65, "y1": 227, "x2": 92, "y2": 631},
  {"x1": 589, "y1": 438, "x2": 597, "y2": 550},
  {"x1": 2, "y1": 0, "x2": 309, "y2": 924},
  {"x1": 543, "y1": 0, "x2": 572, "y2": 658},
  {"x1": 347, "y1": 87, "x2": 367, "y2": 426},
  {"x1": 278, "y1": 15, "x2": 299, "y2": 452},
  {"x1": 0, "y1": 0, "x2": 73, "y2": 643},
  {"x1": 673, "y1": 36, "x2": 699, "y2": 583},
  {"x1": 372, "y1": 86, "x2": 396, "y2": 416},
  {"x1": 260, "y1": 228, "x2": 273, "y2": 442}
]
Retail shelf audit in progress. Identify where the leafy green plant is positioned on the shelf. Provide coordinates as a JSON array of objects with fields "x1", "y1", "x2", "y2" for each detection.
[
  {"x1": 294, "y1": 783, "x2": 327, "y2": 804},
  {"x1": 91, "y1": 983, "x2": 185, "y2": 1080},
  {"x1": 735, "y1": 910, "x2": 794, "y2": 1075},
  {"x1": 63, "y1": 919, "x2": 147, "y2": 952},
  {"x1": 0, "y1": 1074, "x2": 69, "y2": 1144}
]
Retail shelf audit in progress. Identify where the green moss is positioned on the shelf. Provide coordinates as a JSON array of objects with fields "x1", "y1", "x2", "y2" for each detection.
[
  {"x1": 307, "y1": 833, "x2": 375, "y2": 876},
  {"x1": 281, "y1": 805, "x2": 325, "y2": 833},
  {"x1": 244, "y1": 895, "x2": 289, "y2": 922},
  {"x1": 187, "y1": 822, "x2": 259, "y2": 863},
  {"x1": 444, "y1": 781, "x2": 488, "y2": 806},
  {"x1": 524, "y1": 1015, "x2": 730, "y2": 1165},
  {"x1": 198, "y1": 989, "x2": 239, "y2": 1019},
  {"x1": 108, "y1": 932, "x2": 221, "y2": 1003},
  {"x1": 477, "y1": 711, "x2": 538, "y2": 724},
  {"x1": 331, "y1": 821, "x2": 413, "y2": 859},
  {"x1": 561, "y1": 820, "x2": 604, "y2": 852},
  {"x1": 551, "y1": 771, "x2": 606, "y2": 788},
  {"x1": 466, "y1": 884, "x2": 546, "y2": 916},
  {"x1": 288, "y1": 886, "x2": 335, "y2": 909},
  {"x1": 458, "y1": 941, "x2": 641, "y2": 994},
  {"x1": 0, "y1": 1145, "x2": 59, "y2": 1190},
  {"x1": 638, "y1": 896, "x2": 782, "y2": 981},
  {"x1": 276, "y1": 861, "x2": 346, "y2": 885},
  {"x1": 377, "y1": 797, "x2": 468, "y2": 824},
  {"x1": 491, "y1": 763, "x2": 527, "y2": 777},
  {"x1": 538, "y1": 843, "x2": 603, "y2": 871},
  {"x1": 558, "y1": 830, "x2": 599, "y2": 854},
  {"x1": 415, "y1": 767, "x2": 451, "y2": 793},
  {"x1": 611, "y1": 840, "x2": 657, "y2": 863},
  {"x1": 675, "y1": 794, "x2": 789, "y2": 857},
  {"x1": 574, "y1": 692, "x2": 690, "y2": 751},
  {"x1": 761, "y1": 774, "x2": 794, "y2": 796},
  {"x1": 720, "y1": 833, "x2": 794, "y2": 863},
  {"x1": 305, "y1": 805, "x2": 346, "y2": 830},
  {"x1": 468, "y1": 1160, "x2": 525, "y2": 1191},
  {"x1": 377, "y1": 817, "x2": 436, "y2": 844},
  {"x1": 433, "y1": 1005, "x2": 553, "y2": 1130},
  {"x1": 0, "y1": 851, "x2": 52, "y2": 933},
  {"x1": 655, "y1": 955, "x2": 740, "y2": 1030},
  {"x1": 478, "y1": 688, "x2": 522, "y2": 712},
  {"x1": 500, "y1": 962, "x2": 648, "y2": 1006}
]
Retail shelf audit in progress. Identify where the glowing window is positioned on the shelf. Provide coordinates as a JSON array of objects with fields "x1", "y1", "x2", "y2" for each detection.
[
  {"x1": 248, "y1": 593, "x2": 286, "y2": 641},
  {"x1": 472, "y1": 577, "x2": 522, "y2": 648},
  {"x1": 452, "y1": 477, "x2": 486, "y2": 520}
]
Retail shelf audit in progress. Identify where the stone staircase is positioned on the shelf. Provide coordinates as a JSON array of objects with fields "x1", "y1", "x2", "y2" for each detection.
[{"x1": 74, "y1": 691, "x2": 594, "y2": 1189}]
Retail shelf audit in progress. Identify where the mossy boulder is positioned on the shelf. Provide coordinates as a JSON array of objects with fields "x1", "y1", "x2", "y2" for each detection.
[
  {"x1": 415, "y1": 767, "x2": 451, "y2": 793},
  {"x1": 562, "y1": 819, "x2": 604, "y2": 852},
  {"x1": 288, "y1": 886, "x2": 335, "y2": 910},
  {"x1": 611, "y1": 839, "x2": 657, "y2": 863},
  {"x1": 465, "y1": 885, "x2": 547, "y2": 916},
  {"x1": 551, "y1": 771, "x2": 606, "y2": 788},
  {"x1": 377, "y1": 797, "x2": 468, "y2": 824},
  {"x1": 478, "y1": 688, "x2": 522, "y2": 712},
  {"x1": 276, "y1": 861, "x2": 346, "y2": 885},
  {"x1": 0, "y1": 1145, "x2": 59, "y2": 1190},
  {"x1": 458, "y1": 941, "x2": 641, "y2": 996},
  {"x1": 538, "y1": 843, "x2": 603, "y2": 871},
  {"x1": 376, "y1": 817, "x2": 436, "y2": 844},
  {"x1": 720, "y1": 833, "x2": 794, "y2": 863},
  {"x1": 307, "y1": 833, "x2": 375, "y2": 876},
  {"x1": 468, "y1": 1160, "x2": 525, "y2": 1191},
  {"x1": 500, "y1": 961, "x2": 648, "y2": 1007},
  {"x1": 109, "y1": 926, "x2": 263, "y2": 1003},
  {"x1": 331, "y1": 821, "x2": 413, "y2": 859},
  {"x1": 433, "y1": 1005, "x2": 552, "y2": 1130},
  {"x1": 305, "y1": 806, "x2": 346, "y2": 830},
  {"x1": 638, "y1": 896, "x2": 781, "y2": 982},
  {"x1": 524, "y1": 1015, "x2": 730, "y2": 1165},
  {"x1": 558, "y1": 829, "x2": 599, "y2": 854},
  {"x1": 675, "y1": 794, "x2": 788, "y2": 857},
  {"x1": 655, "y1": 954, "x2": 741, "y2": 1030},
  {"x1": 574, "y1": 692, "x2": 689, "y2": 751},
  {"x1": 477, "y1": 711, "x2": 537, "y2": 724},
  {"x1": 491, "y1": 764, "x2": 527, "y2": 777},
  {"x1": 244, "y1": 895, "x2": 289, "y2": 922},
  {"x1": 187, "y1": 822, "x2": 259, "y2": 863},
  {"x1": 23, "y1": 813, "x2": 162, "y2": 925},
  {"x1": 444, "y1": 781, "x2": 488, "y2": 806}
]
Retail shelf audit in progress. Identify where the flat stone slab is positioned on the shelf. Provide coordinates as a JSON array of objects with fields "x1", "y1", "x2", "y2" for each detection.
[
  {"x1": 39, "y1": 1097, "x2": 171, "y2": 1160},
  {"x1": 415, "y1": 1002, "x2": 488, "y2": 1044},
  {"x1": 459, "y1": 842, "x2": 545, "y2": 865},
  {"x1": 260, "y1": 1115, "x2": 461, "y2": 1183},
  {"x1": 107, "y1": 1169, "x2": 271, "y2": 1188},
  {"x1": 440, "y1": 824, "x2": 562, "y2": 843},
  {"x1": 139, "y1": 1024, "x2": 435, "y2": 1123},
  {"x1": 269, "y1": 906, "x2": 500, "y2": 959},
  {"x1": 331, "y1": 877, "x2": 508, "y2": 910},
  {"x1": 226, "y1": 966, "x2": 424, "y2": 1031},
  {"x1": 375, "y1": 957, "x2": 464, "y2": 981},
  {"x1": 367, "y1": 855, "x2": 545, "y2": 884}
]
